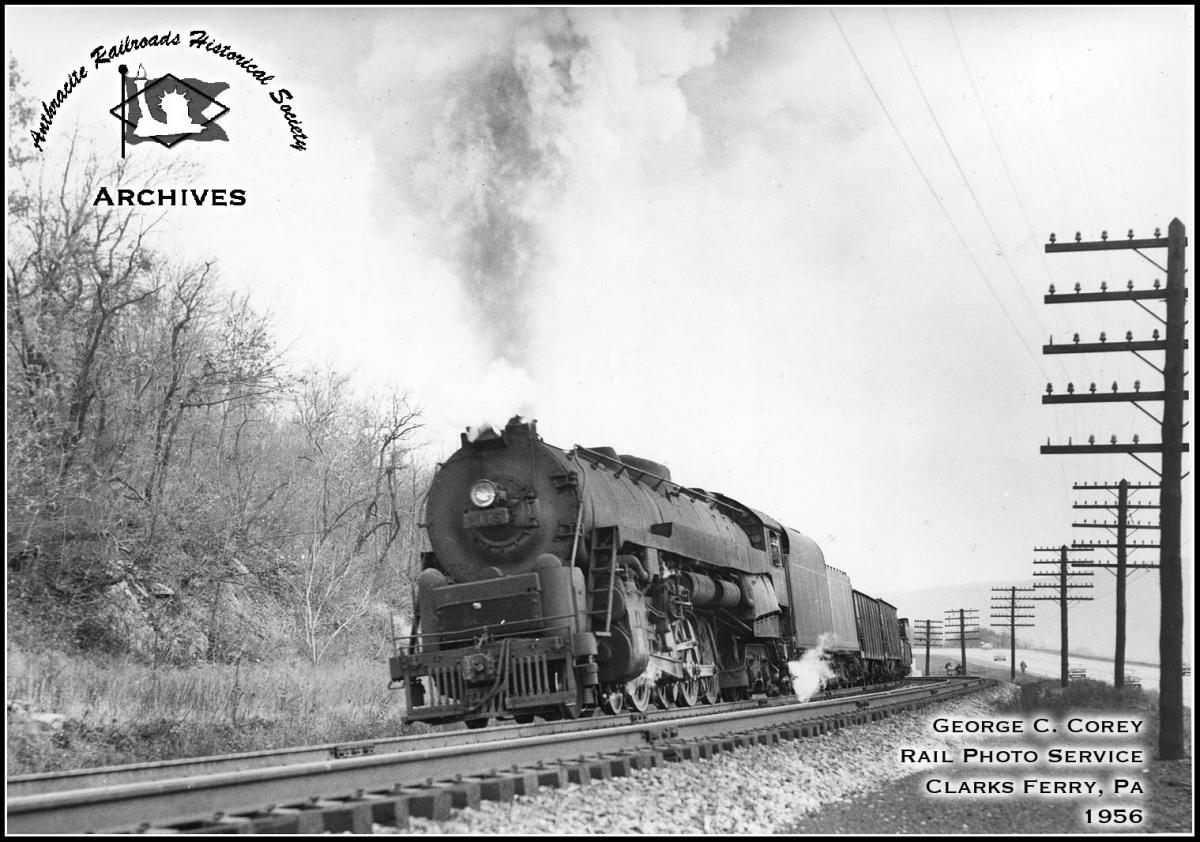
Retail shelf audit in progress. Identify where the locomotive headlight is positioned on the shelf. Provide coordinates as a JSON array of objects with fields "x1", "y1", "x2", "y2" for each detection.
[{"x1": 469, "y1": 479, "x2": 500, "y2": 508}]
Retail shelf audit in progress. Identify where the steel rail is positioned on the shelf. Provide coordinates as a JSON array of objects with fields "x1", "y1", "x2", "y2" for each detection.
[
  {"x1": 6, "y1": 678, "x2": 984, "y2": 834},
  {"x1": 6, "y1": 695, "x2": 789, "y2": 798},
  {"x1": 8, "y1": 678, "x2": 921, "y2": 798}
]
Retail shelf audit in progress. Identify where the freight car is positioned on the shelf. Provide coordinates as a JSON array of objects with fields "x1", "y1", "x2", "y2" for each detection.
[{"x1": 389, "y1": 418, "x2": 912, "y2": 726}]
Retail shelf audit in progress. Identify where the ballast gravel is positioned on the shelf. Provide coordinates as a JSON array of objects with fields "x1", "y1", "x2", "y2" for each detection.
[{"x1": 378, "y1": 686, "x2": 1020, "y2": 835}]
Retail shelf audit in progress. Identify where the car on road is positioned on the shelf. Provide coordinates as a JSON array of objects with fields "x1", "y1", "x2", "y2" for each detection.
[{"x1": 993, "y1": 654, "x2": 1006, "y2": 662}]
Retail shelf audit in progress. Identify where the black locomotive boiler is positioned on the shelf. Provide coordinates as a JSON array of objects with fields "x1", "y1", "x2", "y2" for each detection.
[{"x1": 389, "y1": 418, "x2": 912, "y2": 726}]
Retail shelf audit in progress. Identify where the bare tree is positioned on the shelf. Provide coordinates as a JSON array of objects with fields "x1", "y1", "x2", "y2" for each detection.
[
  {"x1": 284, "y1": 371, "x2": 423, "y2": 663},
  {"x1": 8, "y1": 63, "x2": 425, "y2": 665}
]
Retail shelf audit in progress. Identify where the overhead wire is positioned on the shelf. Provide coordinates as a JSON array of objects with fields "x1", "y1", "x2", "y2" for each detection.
[
  {"x1": 886, "y1": 10, "x2": 1055, "y2": 365},
  {"x1": 943, "y1": 10, "x2": 1080, "y2": 386},
  {"x1": 957, "y1": 11, "x2": 1166, "y2": 492},
  {"x1": 883, "y1": 9, "x2": 1075, "y2": 496},
  {"x1": 829, "y1": 8, "x2": 1049, "y2": 380}
]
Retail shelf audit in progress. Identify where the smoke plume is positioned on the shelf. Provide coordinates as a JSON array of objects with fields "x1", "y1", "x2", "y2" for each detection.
[
  {"x1": 787, "y1": 634, "x2": 836, "y2": 702},
  {"x1": 359, "y1": 9, "x2": 742, "y2": 426},
  {"x1": 410, "y1": 19, "x2": 584, "y2": 367}
]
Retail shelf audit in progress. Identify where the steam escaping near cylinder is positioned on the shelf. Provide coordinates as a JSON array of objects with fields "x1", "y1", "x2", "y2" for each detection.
[{"x1": 787, "y1": 634, "x2": 836, "y2": 702}]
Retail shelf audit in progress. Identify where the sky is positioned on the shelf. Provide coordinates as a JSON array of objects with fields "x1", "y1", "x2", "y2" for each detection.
[{"x1": 5, "y1": 7, "x2": 1194, "y2": 627}]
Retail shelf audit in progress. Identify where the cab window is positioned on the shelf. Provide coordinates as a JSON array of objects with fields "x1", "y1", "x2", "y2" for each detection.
[{"x1": 768, "y1": 531, "x2": 782, "y2": 567}]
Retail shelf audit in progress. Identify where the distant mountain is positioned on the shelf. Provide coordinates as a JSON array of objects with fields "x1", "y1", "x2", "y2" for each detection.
[{"x1": 886, "y1": 575, "x2": 1178, "y2": 665}]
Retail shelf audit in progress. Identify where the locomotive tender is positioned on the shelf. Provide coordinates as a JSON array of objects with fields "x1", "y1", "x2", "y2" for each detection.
[{"x1": 389, "y1": 418, "x2": 911, "y2": 726}]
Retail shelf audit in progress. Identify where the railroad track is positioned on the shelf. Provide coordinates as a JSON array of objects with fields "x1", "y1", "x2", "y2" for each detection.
[
  {"x1": 5, "y1": 677, "x2": 908, "y2": 799},
  {"x1": 7, "y1": 676, "x2": 989, "y2": 834}
]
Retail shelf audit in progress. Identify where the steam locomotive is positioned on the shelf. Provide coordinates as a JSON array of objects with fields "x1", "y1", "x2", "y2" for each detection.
[{"x1": 389, "y1": 418, "x2": 912, "y2": 726}]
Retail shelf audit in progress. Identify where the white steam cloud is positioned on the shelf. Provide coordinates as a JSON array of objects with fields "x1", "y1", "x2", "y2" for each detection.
[
  {"x1": 358, "y1": 9, "x2": 742, "y2": 429},
  {"x1": 455, "y1": 359, "x2": 537, "y2": 440},
  {"x1": 787, "y1": 634, "x2": 836, "y2": 702}
]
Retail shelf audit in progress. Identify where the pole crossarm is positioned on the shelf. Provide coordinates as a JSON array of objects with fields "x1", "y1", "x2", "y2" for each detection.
[
  {"x1": 1044, "y1": 289, "x2": 1177, "y2": 304},
  {"x1": 1073, "y1": 482, "x2": 1161, "y2": 490},
  {"x1": 1043, "y1": 339, "x2": 1184, "y2": 355},
  {"x1": 1073, "y1": 503, "x2": 1161, "y2": 509},
  {"x1": 1041, "y1": 443, "x2": 1187, "y2": 455},
  {"x1": 1072, "y1": 562, "x2": 1161, "y2": 570},
  {"x1": 1043, "y1": 390, "x2": 1186, "y2": 404},
  {"x1": 1045, "y1": 234, "x2": 1180, "y2": 253},
  {"x1": 1072, "y1": 522, "x2": 1161, "y2": 530},
  {"x1": 1071, "y1": 541, "x2": 1161, "y2": 550}
]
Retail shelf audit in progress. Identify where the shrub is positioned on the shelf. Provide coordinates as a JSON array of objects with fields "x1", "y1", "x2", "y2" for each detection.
[
  {"x1": 1002, "y1": 677, "x2": 1156, "y2": 716},
  {"x1": 5, "y1": 646, "x2": 418, "y2": 774}
]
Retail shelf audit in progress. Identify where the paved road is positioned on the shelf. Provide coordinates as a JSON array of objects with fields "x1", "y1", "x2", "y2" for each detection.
[{"x1": 916, "y1": 647, "x2": 1192, "y2": 706}]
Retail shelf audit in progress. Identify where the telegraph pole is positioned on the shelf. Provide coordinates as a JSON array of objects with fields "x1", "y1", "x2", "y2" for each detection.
[
  {"x1": 1041, "y1": 220, "x2": 1190, "y2": 759},
  {"x1": 1070, "y1": 480, "x2": 1161, "y2": 687},
  {"x1": 942, "y1": 608, "x2": 979, "y2": 674},
  {"x1": 990, "y1": 586, "x2": 1035, "y2": 681},
  {"x1": 1159, "y1": 219, "x2": 1188, "y2": 761},
  {"x1": 1031, "y1": 545, "x2": 1095, "y2": 687},
  {"x1": 911, "y1": 618, "x2": 943, "y2": 677}
]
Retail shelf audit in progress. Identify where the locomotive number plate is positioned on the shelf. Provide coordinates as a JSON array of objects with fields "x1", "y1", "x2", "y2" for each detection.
[{"x1": 463, "y1": 508, "x2": 510, "y2": 528}]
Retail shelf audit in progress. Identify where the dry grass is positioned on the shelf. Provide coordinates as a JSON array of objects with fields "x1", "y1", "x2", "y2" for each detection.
[{"x1": 6, "y1": 645, "x2": 420, "y2": 774}]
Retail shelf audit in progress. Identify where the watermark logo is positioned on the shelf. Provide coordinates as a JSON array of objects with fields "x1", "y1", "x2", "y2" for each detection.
[
  {"x1": 27, "y1": 30, "x2": 306, "y2": 156},
  {"x1": 109, "y1": 63, "x2": 229, "y2": 155}
]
